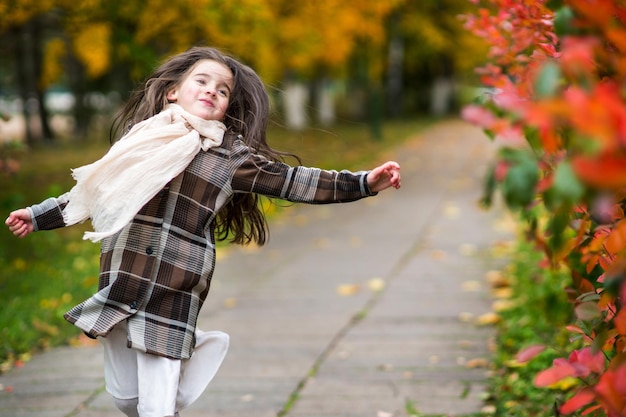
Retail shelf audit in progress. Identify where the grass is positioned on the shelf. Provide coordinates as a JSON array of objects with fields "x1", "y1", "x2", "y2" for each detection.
[{"x1": 0, "y1": 117, "x2": 433, "y2": 370}]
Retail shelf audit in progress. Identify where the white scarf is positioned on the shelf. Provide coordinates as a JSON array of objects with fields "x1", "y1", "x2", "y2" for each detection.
[{"x1": 63, "y1": 103, "x2": 226, "y2": 242}]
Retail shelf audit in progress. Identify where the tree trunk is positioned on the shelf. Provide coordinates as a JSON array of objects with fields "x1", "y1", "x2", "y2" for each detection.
[
  {"x1": 13, "y1": 26, "x2": 35, "y2": 145},
  {"x1": 31, "y1": 16, "x2": 54, "y2": 142},
  {"x1": 386, "y1": 13, "x2": 404, "y2": 118},
  {"x1": 12, "y1": 19, "x2": 54, "y2": 144}
]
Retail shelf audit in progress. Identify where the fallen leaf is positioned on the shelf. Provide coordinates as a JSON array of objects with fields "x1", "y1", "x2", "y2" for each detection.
[
  {"x1": 350, "y1": 236, "x2": 363, "y2": 247},
  {"x1": 458, "y1": 340, "x2": 474, "y2": 349},
  {"x1": 492, "y1": 299, "x2": 516, "y2": 311},
  {"x1": 431, "y1": 250, "x2": 447, "y2": 260},
  {"x1": 491, "y1": 287, "x2": 513, "y2": 299},
  {"x1": 293, "y1": 214, "x2": 308, "y2": 226},
  {"x1": 458, "y1": 312, "x2": 474, "y2": 322},
  {"x1": 223, "y1": 298, "x2": 237, "y2": 309},
  {"x1": 337, "y1": 284, "x2": 360, "y2": 296},
  {"x1": 476, "y1": 312, "x2": 501, "y2": 325},
  {"x1": 466, "y1": 358, "x2": 489, "y2": 368},
  {"x1": 367, "y1": 278, "x2": 386, "y2": 292},
  {"x1": 444, "y1": 202, "x2": 460, "y2": 218},
  {"x1": 313, "y1": 238, "x2": 330, "y2": 249},
  {"x1": 459, "y1": 243, "x2": 477, "y2": 256},
  {"x1": 462, "y1": 280, "x2": 482, "y2": 291},
  {"x1": 485, "y1": 270, "x2": 510, "y2": 288}
]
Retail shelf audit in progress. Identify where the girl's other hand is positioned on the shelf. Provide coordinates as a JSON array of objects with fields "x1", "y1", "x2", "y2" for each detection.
[
  {"x1": 5, "y1": 209, "x2": 34, "y2": 238},
  {"x1": 367, "y1": 161, "x2": 401, "y2": 193}
]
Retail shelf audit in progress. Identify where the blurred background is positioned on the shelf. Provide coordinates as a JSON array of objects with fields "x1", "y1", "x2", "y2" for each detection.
[
  {"x1": 0, "y1": 0, "x2": 487, "y2": 144},
  {"x1": 0, "y1": 0, "x2": 490, "y2": 365}
]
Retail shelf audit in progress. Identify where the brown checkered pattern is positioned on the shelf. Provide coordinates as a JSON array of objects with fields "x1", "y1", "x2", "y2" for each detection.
[{"x1": 28, "y1": 133, "x2": 375, "y2": 359}]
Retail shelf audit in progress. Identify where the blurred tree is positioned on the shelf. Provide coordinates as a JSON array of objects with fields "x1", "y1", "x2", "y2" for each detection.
[
  {"x1": 394, "y1": 0, "x2": 488, "y2": 116},
  {"x1": 0, "y1": 0, "x2": 56, "y2": 144},
  {"x1": 0, "y1": 0, "x2": 486, "y2": 142}
]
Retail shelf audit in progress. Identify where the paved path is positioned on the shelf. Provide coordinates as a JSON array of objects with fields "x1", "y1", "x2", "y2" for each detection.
[{"x1": 0, "y1": 120, "x2": 513, "y2": 417}]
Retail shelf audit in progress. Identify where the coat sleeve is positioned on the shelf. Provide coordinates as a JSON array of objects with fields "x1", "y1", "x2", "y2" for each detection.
[
  {"x1": 229, "y1": 138, "x2": 377, "y2": 204},
  {"x1": 27, "y1": 193, "x2": 70, "y2": 231}
]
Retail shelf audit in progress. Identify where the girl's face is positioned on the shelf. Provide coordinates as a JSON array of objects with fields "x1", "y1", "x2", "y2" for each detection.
[{"x1": 166, "y1": 59, "x2": 233, "y2": 121}]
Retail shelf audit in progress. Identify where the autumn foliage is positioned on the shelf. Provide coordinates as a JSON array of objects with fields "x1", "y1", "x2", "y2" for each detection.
[{"x1": 463, "y1": 0, "x2": 626, "y2": 415}]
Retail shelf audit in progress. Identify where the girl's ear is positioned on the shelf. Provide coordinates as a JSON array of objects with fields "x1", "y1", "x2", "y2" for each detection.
[{"x1": 166, "y1": 89, "x2": 178, "y2": 102}]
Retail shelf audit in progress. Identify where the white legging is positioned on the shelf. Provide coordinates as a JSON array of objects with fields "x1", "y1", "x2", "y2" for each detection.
[{"x1": 101, "y1": 321, "x2": 229, "y2": 417}]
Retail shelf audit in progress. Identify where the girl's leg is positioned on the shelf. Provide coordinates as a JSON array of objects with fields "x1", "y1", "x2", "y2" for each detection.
[
  {"x1": 136, "y1": 350, "x2": 181, "y2": 417},
  {"x1": 176, "y1": 330, "x2": 229, "y2": 411},
  {"x1": 100, "y1": 322, "x2": 140, "y2": 417},
  {"x1": 113, "y1": 398, "x2": 139, "y2": 417}
]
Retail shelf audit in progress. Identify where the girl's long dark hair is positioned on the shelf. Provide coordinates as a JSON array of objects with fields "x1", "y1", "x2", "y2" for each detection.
[{"x1": 111, "y1": 46, "x2": 298, "y2": 246}]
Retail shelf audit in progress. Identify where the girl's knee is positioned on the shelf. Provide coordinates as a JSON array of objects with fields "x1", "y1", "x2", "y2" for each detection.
[{"x1": 114, "y1": 397, "x2": 139, "y2": 417}]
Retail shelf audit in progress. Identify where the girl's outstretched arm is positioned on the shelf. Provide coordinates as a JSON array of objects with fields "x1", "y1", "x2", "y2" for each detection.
[
  {"x1": 5, "y1": 209, "x2": 34, "y2": 238},
  {"x1": 367, "y1": 161, "x2": 401, "y2": 192}
]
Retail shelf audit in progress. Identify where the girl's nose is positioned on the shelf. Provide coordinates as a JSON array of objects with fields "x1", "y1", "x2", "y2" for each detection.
[{"x1": 206, "y1": 83, "x2": 217, "y2": 96}]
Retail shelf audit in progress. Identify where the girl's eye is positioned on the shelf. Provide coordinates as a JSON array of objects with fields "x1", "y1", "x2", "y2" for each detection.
[{"x1": 218, "y1": 89, "x2": 229, "y2": 97}]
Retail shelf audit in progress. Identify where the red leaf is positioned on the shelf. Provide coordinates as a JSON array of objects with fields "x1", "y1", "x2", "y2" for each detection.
[
  {"x1": 572, "y1": 347, "x2": 605, "y2": 374},
  {"x1": 560, "y1": 388, "x2": 596, "y2": 415},
  {"x1": 604, "y1": 219, "x2": 626, "y2": 256},
  {"x1": 572, "y1": 153, "x2": 626, "y2": 189},
  {"x1": 461, "y1": 105, "x2": 497, "y2": 128},
  {"x1": 516, "y1": 344, "x2": 546, "y2": 363},
  {"x1": 594, "y1": 366, "x2": 626, "y2": 414},
  {"x1": 615, "y1": 309, "x2": 626, "y2": 335},
  {"x1": 535, "y1": 360, "x2": 577, "y2": 387},
  {"x1": 581, "y1": 404, "x2": 603, "y2": 416}
]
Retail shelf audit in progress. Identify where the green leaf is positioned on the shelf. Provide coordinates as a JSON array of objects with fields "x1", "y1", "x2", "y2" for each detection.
[
  {"x1": 544, "y1": 161, "x2": 586, "y2": 209},
  {"x1": 501, "y1": 149, "x2": 539, "y2": 209},
  {"x1": 575, "y1": 301, "x2": 601, "y2": 321},
  {"x1": 554, "y1": 6, "x2": 575, "y2": 37},
  {"x1": 534, "y1": 61, "x2": 562, "y2": 98},
  {"x1": 553, "y1": 162, "x2": 585, "y2": 203}
]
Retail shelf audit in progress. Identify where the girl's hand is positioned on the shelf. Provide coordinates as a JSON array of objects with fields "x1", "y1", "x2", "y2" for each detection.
[
  {"x1": 367, "y1": 161, "x2": 401, "y2": 193},
  {"x1": 5, "y1": 209, "x2": 34, "y2": 238}
]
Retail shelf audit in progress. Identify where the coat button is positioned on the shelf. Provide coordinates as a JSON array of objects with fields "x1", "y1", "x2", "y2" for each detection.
[
  {"x1": 146, "y1": 246, "x2": 153, "y2": 255},
  {"x1": 129, "y1": 301, "x2": 138, "y2": 310}
]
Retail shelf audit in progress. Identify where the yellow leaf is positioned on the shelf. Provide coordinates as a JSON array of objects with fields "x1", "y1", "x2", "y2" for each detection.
[
  {"x1": 71, "y1": 23, "x2": 111, "y2": 78},
  {"x1": 492, "y1": 287, "x2": 513, "y2": 299},
  {"x1": 476, "y1": 312, "x2": 501, "y2": 326},
  {"x1": 485, "y1": 270, "x2": 511, "y2": 288},
  {"x1": 431, "y1": 250, "x2": 447, "y2": 260},
  {"x1": 444, "y1": 202, "x2": 460, "y2": 218},
  {"x1": 313, "y1": 238, "x2": 330, "y2": 249},
  {"x1": 462, "y1": 280, "x2": 482, "y2": 292},
  {"x1": 337, "y1": 284, "x2": 360, "y2": 296},
  {"x1": 547, "y1": 376, "x2": 579, "y2": 391},
  {"x1": 459, "y1": 243, "x2": 477, "y2": 256},
  {"x1": 492, "y1": 299, "x2": 516, "y2": 312},
  {"x1": 223, "y1": 298, "x2": 237, "y2": 309},
  {"x1": 367, "y1": 278, "x2": 385, "y2": 292},
  {"x1": 504, "y1": 359, "x2": 525, "y2": 368},
  {"x1": 458, "y1": 312, "x2": 475, "y2": 322},
  {"x1": 466, "y1": 358, "x2": 489, "y2": 368}
]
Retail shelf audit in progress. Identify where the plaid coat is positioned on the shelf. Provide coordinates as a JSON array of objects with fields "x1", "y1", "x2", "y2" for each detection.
[{"x1": 28, "y1": 133, "x2": 376, "y2": 359}]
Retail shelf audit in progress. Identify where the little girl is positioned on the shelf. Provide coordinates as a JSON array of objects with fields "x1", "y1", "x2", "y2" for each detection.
[{"x1": 5, "y1": 46, "x2": 401, "y2": 417}]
